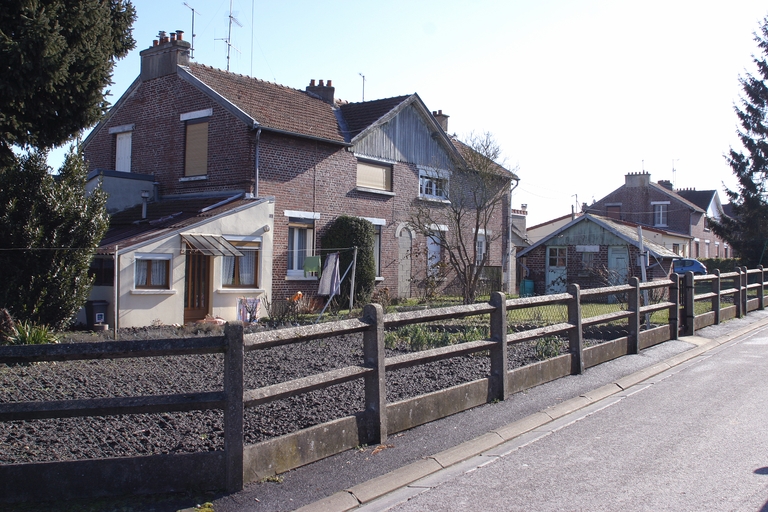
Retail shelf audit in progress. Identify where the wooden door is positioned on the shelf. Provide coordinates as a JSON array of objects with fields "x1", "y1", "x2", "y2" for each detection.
[{"x1": 184, "y1": 252, "x2": 210, "y2": 323}]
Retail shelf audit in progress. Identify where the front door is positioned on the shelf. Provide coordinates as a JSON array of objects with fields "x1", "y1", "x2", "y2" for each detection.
[
  {"x1": 545, "y1": 246, "x2": 567, "y2": 293},
  {"x1": 607, "y1": 246, "x2": 629, "y2": 303},
  {"x1": 184, "y1": 252, "x2": 210, "y2": 323}
]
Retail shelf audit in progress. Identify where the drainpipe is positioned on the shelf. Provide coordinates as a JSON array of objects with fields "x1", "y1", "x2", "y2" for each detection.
[
  {"x1": 113, "y1": 245, "x2": 119, "y2": 339},
  {"x1": 254, "y1": 127, "x2": 262, "y2": 197}
]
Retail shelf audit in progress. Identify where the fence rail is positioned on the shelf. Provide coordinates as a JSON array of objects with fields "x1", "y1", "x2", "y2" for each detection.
[{"x1": 1, "y1": 266, "x2": 766, "y2": 503}]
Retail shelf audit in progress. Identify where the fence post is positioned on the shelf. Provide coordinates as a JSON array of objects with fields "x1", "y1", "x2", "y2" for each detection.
[
  {"x1": 740, "y1": 267, "x2": 748, "y2": 317},
  {"x1": 362, "y1": 303, "x2": 387, "y2": 444},
  {"x1": 735, "y1": 267, "x2": 742, "y2": 318},
  {"x1": 567, "y1": 283, "x2": 583, "y2": 375},
  {"x1": 713, "y1": 269, "x2": 721, "y2": 325},
  {"x1": 759, "y1": 265, "x2": 765, "y2": 311},
  {"x1": 669, "y1": 273, "x2": 679, "y2": 340},
  {"x1": 489, "y1": 291, "x2": 508, "y2": 401},
  {"x1": 224, "y1": 322, "x2": 244, "y2": 493},
  {"x1": 683, "y1": 271, "x2": 695, "y2": 336},
  {"x1": 627, "y1": 277, "x2": 640, "y2": 354}
]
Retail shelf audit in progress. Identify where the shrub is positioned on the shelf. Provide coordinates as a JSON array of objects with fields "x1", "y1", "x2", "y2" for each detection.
[
  {"x1": 320, "y1": 215, "x2": 376, "y2": 307},
  {"x1": 4, "y1": 320, "x2": 58, "y2": 345}
]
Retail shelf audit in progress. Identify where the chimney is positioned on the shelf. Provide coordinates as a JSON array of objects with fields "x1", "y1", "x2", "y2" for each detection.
[
  {"x1": 140, "y1": 29, "x2": 191, "y2": 82},
  {"x1": 625, "y1": 171, "x2": 651, "y2": 188},
  {"x1": 657, "y1": 179, "x2": 674, "y2": 191},
  {"x1": 140, "y1": 190, "x2": 150, "y2": 219},
  {"x1": 432, "y1": 110, "x2": 449, "y2": 132},
  {"x1": 306, "y1": 79, "x2": 335, "y2": 104}
]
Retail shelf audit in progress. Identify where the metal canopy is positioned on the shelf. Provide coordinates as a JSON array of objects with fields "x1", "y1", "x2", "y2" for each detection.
[{"x1": 181, "y1": 234, "x2": 243, "y2": 257}]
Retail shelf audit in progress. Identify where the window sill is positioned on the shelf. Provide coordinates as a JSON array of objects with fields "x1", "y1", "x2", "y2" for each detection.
[
  {"x1": 418, "y1": 196, "x2": 451, "y2": 204},
  {"x1": 180, "y1": 175, "x2": 207, "y2": 182},
  {"x1": 375, "y1": 277, "x2": 384, "y2": 282},
  {"x1": 286, "y1": 275, "x2": 318, "y2": 281},
  {"x1": 217, "y1": 288, "x2": 265, "y2": 294},
  {"x1": 130, "y1": 289, "x2": 176, "y2": 295},
  {"x1": 355, "y1": 186, "x2": 395, "y2": 197}
]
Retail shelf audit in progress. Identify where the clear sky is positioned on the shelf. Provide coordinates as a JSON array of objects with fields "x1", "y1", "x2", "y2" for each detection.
[{"x1": 51, "y1": 0, "x2": 768, "y2": 226}]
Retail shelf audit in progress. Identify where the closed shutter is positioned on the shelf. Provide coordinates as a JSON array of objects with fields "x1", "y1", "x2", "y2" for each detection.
[
  {"x1": 185, "y1": 122, "x2": 208, "y2": 176},
  {"x1": 357, "y1": 161, "x2": 391, "y2": 191},
  {"x1": 115, "y1": 132, "x2": 132, "y2": 172}
]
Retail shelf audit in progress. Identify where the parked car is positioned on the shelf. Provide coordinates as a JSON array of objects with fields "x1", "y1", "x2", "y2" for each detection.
[{"x1": 672, "y1": 259, "x2": 707, "y2": 275}]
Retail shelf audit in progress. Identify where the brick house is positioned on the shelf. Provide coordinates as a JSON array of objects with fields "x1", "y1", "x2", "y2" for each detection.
[
  {"x1": 517, "y1": 214, "x2": 679, "y2": 295},
  {"x1": 80, "y1": 32, "x2": 517, "y2": 327},
  {"x1": 584, "y1": 172, "x2": 729, "y2": 259}
]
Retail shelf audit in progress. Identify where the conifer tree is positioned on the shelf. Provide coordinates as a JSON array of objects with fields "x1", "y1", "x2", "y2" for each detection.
[{"x1": 711, "y1": 16, "x2": 768, "y2": 265}]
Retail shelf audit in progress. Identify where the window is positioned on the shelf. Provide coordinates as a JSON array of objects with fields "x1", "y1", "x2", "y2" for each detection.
[
  {"x1": 548, "y1": 247, "x2": 567, "y2": 267},
  {"x1": 427, "y1": 234, "x2": 441, "y2": 275},
  {"x1": 672, "y1": 243, "x2": 680, "y2": 255},
  {"x1": 135, "y1": 255, "x2": 171, "y2": 289},
  {"x1": 606, "y1": 205, "x2": 621, "y2": 220},
  {"x1": 222, "y1": 241, "x2": 260, "y2": 288},
  {"x1": 89, "y1": 257, "x2": 114, "y2": 286},
  {"x1": 287, "y1": 219, "x2": 315, "y2": 277},
  {"x1": 581, "y1": 252, "x2": 594, "y2": 270},
  {"x1": 357, "y1": 160, "x2": 392, "y2": 191},
  {"x1": 373, "y1": 225, "x2": 382, "y2": 277},
  {"x1": 475, "y1": 234, "x2": 486, "y2": 266},
  {"x1": 185, "y1": 120, "x2": 209, "y2": 176},
  {"x1": 115, "y1": 131, "x2": 132, "y2": 172},
  {"x1": 419, "y1": 170, "x2": 448, "y2": 200},
  {"x1": 652, "y1": 202, "x2": 669, "y2": 227}
]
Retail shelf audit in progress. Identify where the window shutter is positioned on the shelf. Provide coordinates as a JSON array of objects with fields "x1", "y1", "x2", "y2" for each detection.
[
  {"x1": 357, "y1": 161, "x2": 391, "y2": 190},
  {"x1": 116, "y1": 132, "x2": 132, "y2": 172},
  {"x1": 185, "y1": 122, "x2": 209, "y2": 176}
]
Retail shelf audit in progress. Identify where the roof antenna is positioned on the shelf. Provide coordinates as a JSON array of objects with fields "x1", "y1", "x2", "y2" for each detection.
[
  {"x1": 183, "y1": 2, "x2": 199, "y2": 59},
  {"x1": 672, "y1": 158, "x2": 678, "y2": 188},
  {"x1": 359, "y1": 72, "x2": 366, "y2": 101},
  {"x1": 215, "y1": 0, "x2": 242, "y2": 71}
]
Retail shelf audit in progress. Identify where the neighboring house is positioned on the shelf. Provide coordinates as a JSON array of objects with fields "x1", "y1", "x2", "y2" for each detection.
[
  {"x1": 526, "y1": 210, "x2": 582, "y2": 245},
  {"x1": 584, "y1": 172, "x2": 728, "y2": 259},
  {"x1": 81, "y1": 31, "x2": 517, "y2": 327},
  {"x1": 517, "y1": 214, "x2": 678, "y2": 295}
]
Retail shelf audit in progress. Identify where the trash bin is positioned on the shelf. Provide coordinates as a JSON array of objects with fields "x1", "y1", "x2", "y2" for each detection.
[
  {"x1": 520, "y1": 279, "x2": 534, "y2": 297},
  {"x1": 85, "y1": 300, "x2": 109, "y2": 330}
]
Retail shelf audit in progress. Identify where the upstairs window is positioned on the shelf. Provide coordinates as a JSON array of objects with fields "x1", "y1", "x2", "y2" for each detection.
[
  {"x1": 606, "y1": 205, "x2": 621, "y2": 220},
  {"x1": 357, "y1": 160, "x2": 392, "y2": 192},
  {"x1": 652, "y1": 202, "x2": 669, "y2": 227},
  {"x1": 108, "y1": 124, "x2": 134, "y2": 173},
  {"x1": 181, "y1": 109, "x2": 212, "y2": 178},
  {"x1": 419, "y1": 169, "x2": 448, "y2": 200}
]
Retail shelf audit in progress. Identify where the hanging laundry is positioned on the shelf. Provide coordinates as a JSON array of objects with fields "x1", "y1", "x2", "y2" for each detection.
[{"x1": 317, "y1": 253, "x2": 340, "y2": 296}]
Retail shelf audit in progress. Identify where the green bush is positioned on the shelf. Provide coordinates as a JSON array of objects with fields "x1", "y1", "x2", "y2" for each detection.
[
  {"x1": 320, "y1": 215, "x2": 376, "y2": 307},
  {"x1": 698, "y1": 258, "x2": 739, "y2": 273},
  {"x1": 4, "y1": 321, "x2": 58, "y2": 345}
]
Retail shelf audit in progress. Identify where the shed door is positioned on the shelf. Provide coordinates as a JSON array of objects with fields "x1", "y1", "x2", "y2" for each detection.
[
  {"x1": 184, "y1": 252, "x2": 210, "y2": 323},
  {"x1": 545, "y1": 246, "x2": 567, "y2": 293}
]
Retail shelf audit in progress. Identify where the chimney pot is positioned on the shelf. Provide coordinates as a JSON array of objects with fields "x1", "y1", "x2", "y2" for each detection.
[
  {"x1": 319, "y1": 79, "x2": 324, "y2": 86},
  {"x1": 521, "y1": 204, "x2": 528, "y2": 210},
  {"x1": 176, "y1": 30, "x2": 184, "y2": 40},
  {"x1": 310, "y1": 79, "x2": 315, "y2": 86},
  {"x1": 153, "y1": 39, "x2": 159, "y2": 47},
  {"x1": 438, "y1": 109, "x2": 442, "y2": 115},
  {"x1": 327, "y1": 79, "x2": 332, "y2": 87},
  {"x1": 170, "y1": 32, "x2": 176, "y2": 41}
]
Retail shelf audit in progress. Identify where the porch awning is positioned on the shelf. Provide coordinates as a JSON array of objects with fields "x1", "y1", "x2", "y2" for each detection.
[{"x1": 181, "y1": 234, "x2": 243, "y2": 257}]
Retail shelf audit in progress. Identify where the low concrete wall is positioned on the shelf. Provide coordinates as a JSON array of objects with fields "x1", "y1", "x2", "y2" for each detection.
[
  {"x1": 507, "y1": 354, "x2": 571, "y2": 395},
  {"x1": 0, "y1": 451, "x2": 224, "y2": 504}
]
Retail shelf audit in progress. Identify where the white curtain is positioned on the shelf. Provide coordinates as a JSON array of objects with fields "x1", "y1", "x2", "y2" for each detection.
[
  {"x1": 239, "y1": 250, "x2": 256, "y2": 286},
  {"x1": 151, "y1": 260, "x2": 166, "y2": 286},
  {"x1": 135, "y1": 260, "x2": 147, "y2": 287},
  {"x1": 222, "y1": 255, "x2": 235, "y2": 285}
]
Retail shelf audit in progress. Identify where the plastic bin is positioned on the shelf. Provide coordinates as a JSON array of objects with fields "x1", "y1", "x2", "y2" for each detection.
[
  {"x1": 520, "y1": 279, "x2": 534, "y2": 297},
  {"x1": 85, "y1": 300, "x2": 109, "y2": 330}
]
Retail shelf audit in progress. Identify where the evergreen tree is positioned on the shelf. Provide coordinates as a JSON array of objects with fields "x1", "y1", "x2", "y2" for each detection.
[
  {"x1": 0, "y1": 149, "x2": 109, "y2": 329},
  {"x1": 711, "y1": 16, "x2": 768, "y2": 266},
  {"x1": 0, "y1": 0, "x2": 136, "y2": 160}
]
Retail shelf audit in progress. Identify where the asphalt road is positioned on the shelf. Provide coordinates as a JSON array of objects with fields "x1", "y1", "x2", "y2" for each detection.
[{"x1": 360, "y1": 318, "x2": 768, "y2": 511}]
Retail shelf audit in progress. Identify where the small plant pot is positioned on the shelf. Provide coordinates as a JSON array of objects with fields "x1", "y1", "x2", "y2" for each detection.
[{"x1": 93, "y1": 323, "x2": 109, "y2": 332}]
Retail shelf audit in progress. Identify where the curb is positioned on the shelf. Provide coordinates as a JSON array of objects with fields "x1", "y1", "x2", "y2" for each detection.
[{"x1": 293, "y1": 314, "x2": 768, "y2": 512}]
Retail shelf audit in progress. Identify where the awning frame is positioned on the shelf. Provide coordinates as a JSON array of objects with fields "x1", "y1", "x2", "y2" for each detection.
[{"x1": 181, "y1": 234, "x2": 243, "y2": 257}]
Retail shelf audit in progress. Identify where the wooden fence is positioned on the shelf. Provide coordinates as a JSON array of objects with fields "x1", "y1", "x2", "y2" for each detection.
[{"x1": 0, "y1": 268, "x2": 765, "y2": 503}]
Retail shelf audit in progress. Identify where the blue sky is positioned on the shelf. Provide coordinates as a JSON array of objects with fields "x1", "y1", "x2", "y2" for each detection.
[{"x1": 51, "y1": 0, "x2": 768, "y2": 225}]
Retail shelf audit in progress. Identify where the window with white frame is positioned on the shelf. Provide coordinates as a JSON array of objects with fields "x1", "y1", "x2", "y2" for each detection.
[
  {"x1": 222, "y1": 240, "x2": 260, "y2": 288},
  {"x1": 475, "y1": 234, "x2": 486, "y2": 266},
  {"x1": 134, "y1": 254, "x2": 171, "y2": 289},
  {"x1": 287, "y1": 218, "x2": 315, "y2": 277},
  {"x1": 109, "y1": 124, "x2": 134, "y2": 173},
  {"x1": 419, "y1": 169, "x2": 448, "y2": 200},
  {"x1": 652, "y1": 202, "x2": 669, "y2": 227}
]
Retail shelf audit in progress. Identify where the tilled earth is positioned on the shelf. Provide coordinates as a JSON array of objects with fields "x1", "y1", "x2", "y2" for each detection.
[{"x1": 0, "y1": 324, "x2": 614, "y2": 465}]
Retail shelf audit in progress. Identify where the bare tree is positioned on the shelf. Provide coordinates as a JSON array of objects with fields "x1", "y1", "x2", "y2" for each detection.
[{"x1": 409, "y1": 132, "x2": 515, "y2": 304}]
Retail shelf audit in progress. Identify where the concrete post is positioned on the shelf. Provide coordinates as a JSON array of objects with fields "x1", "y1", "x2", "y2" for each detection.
[
  {"x1": 744, "y1": 266, "x2": 750, "y2": 315},
  {"x1": 489, "y1": 291, "x2": 508, "y2": 401},
  {"x1": 567, "y1": 283, "x2": 583, "y2": 375},
  {"x1": 759, "y1": 265, "x2": 765, "y2": 311},
  {"x1": 713, "y1": 269, "x2": 721, "y2": 325},
  {"x1": 735, "y1": 267, "x2": 742, "y2": 318},
  {"x1": 224, "y1": 322, "x2": 244, "y2": 492},
  {"x1": 684, "y1": 271, "x2": 695, "y2": 336},
  {"x1": 669, "y1": 273, "x2": 679, "y2": 340},
  {"x1": 627, "y1": 277, "x2": 640, "y2": 354},
  {"x1": 362, "y1": 303, "x2": 387, "y2": 444}
]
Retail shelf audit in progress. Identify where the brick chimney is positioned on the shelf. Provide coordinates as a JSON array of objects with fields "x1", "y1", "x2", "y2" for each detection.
[
  {"x1": 140, "y1": 30, "x2": 191, "y2": 81},
  {"x1": 432, "y1": 110, "x2": 449, "y2": 132},
  {"x1": 657, "y1": 179, "x2": 674, "y2": 191},
  {"x1": 306, "y1": 79, "x2": 335, "y2": 104},
  {"x1": 625, "y1": 171, "x2": 651, "y2": 188}
]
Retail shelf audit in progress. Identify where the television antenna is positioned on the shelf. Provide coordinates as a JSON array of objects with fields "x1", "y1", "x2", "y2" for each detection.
[
  {"x1": 215, "y1": 0, "x2": 242, "y2": 71},
  {"x1": 182, "y1": 2, "x2": 199, "y2": 59}
]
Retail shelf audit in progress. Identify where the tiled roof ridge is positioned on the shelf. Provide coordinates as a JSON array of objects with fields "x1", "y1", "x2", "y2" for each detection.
[{"x1": 186, "y1": 62, "x2": 309, "y2": 95}]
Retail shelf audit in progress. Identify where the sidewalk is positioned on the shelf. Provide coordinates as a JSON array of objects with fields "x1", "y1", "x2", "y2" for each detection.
[{"x1": 209, "y1": 309, "x2": 768, "y2": 512}]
